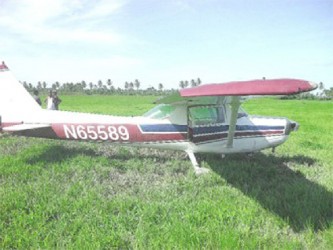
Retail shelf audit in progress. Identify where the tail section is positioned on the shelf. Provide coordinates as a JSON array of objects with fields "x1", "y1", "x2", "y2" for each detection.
[{"x1": 0, "y1": 62, "x2": 41, "y2": 115}]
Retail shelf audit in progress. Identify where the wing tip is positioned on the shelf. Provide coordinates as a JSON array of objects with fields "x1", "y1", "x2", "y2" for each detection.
[
  {"x1": 0, "y1": 61, "x2": 9, "y2": 71},
  {"x1": 308, "y1": 81, "x2": 318, "y2": 91}
]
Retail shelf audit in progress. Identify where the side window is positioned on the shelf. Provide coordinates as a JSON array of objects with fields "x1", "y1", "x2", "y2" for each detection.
[
  {"x1": 216, "y1": 107, "x2": 225, "y2": 123},
  {"x1": 189, "y1": 106, "x2": 225, "y2": 126}
]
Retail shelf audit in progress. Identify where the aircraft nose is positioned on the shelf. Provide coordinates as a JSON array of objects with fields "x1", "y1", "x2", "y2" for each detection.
[
  {"x1": 290, "y1": 121, "x2": 299, "y2": 131},
  {"x1": 285, "y1": 120, "x2": 299, "y2": 135}
]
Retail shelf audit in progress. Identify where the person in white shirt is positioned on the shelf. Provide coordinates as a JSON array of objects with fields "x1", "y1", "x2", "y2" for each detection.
[{"x1": 45, "y1": 90, "x2": 55, "y2": 110}]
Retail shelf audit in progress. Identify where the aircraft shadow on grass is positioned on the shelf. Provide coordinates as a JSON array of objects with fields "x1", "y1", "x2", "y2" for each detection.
[
  {"x1": 26, "y1": 144, "x2": 332, "y2": 232},
  {"x1": 201, "y1": 153, "x2": 333, "y2": 232},
  {"x1": 25, "y1": 144, "x2": 182, "y2": 166},
  {"x1": 26, "y1": 144, "x2": 99, "y2": 165}
]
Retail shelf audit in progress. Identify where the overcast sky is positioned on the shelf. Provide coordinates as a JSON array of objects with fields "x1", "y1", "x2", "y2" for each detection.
[{"x1": 0, "y1": 0, "x2": 332, "y2": 89}]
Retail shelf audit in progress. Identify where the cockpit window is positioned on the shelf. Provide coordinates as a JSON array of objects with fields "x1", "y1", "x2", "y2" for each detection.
[
  {"x1": 143, "y1": 104, "x2": 176, "y2": 119},
  {"x1": 189, "y1": 106, "x2": 225, "y2": 126}
]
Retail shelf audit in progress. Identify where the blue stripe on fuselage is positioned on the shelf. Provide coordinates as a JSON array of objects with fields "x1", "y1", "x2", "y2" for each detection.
[
  {"x1": 140, "y1": 124, "x2": 187, "y2": 133},
  {"x1": 140, "y1": 124, "x2": 284, "y2": 134}
]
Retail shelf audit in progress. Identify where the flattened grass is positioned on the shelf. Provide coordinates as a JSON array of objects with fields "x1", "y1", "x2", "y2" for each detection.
[{"x1": 0, "y1": 96, "x2": 332, "y2": 249}]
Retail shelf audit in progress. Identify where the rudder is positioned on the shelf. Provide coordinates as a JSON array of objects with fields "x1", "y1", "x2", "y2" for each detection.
[{"x1": 0, "y1": 62, "x2": 41, "y2": 115}]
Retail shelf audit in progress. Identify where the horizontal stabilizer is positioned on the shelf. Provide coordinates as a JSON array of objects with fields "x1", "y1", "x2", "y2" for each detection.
[{"x1": 3, "y1": 123, "x2": 51, "y2": 132}]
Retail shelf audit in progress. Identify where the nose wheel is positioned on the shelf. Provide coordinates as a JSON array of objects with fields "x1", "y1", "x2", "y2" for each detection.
[{"x1": 186, "y1": 151, "x2": 210, "y2": 175}]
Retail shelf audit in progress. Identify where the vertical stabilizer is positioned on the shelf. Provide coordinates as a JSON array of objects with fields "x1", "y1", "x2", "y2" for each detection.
[{"x1": 0, "y1": 62, "x2": 41, "y2": 115}]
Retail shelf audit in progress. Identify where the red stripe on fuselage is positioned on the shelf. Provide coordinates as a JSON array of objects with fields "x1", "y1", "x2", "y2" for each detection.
[
  {"x1": 0, "y1": 122, "x2": 23, "y2": 132},
  {"x1": 51, "y1": 123, "x2": 187, "y2": 143},
  {"x1": 235, "y1": 130, "x2": 284, "y2": 137},
  {"x1": 1, "y1": 122, "x2": 23, "y2": 128}
]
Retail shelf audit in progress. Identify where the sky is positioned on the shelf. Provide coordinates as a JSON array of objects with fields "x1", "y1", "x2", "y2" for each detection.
[{"x1": 0, "y1": 0, "x2": 332, "y2": 89}]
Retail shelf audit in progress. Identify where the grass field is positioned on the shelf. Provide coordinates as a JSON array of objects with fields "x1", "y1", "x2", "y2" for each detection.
[{"x1": 0, "y1": 96, "x2": 332, "y2": 249}]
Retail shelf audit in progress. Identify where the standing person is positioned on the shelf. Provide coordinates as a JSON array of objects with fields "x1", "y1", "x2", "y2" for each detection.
[
  {"x1": 52, "y1": 90, "x2": 62, "y2": 110},
  {"x1": 32, "y1": 90, "x2": 42, "y2": 106},
  {"x1": 45, "y1": 90, "x2": 55, "y2": 110}
]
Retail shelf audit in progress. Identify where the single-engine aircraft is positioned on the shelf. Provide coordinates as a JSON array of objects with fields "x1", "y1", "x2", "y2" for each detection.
[{"x1": 0, "y1": 62, "x2": 317, "y2": 174}]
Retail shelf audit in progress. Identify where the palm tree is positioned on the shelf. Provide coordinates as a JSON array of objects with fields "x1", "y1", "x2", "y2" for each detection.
[
  {"x1": 179, "y1": 80, "x2": 185, "y2": 89},
  {"x1": 81, "y1": 81, "x2": 86, "y2": 89},
  {"x1": 107, "y1": 79, "x2": 112, "y2": 89},
  {"x1": 191, "y1": 79, "x2": 196, "y2": 87},
  {"x1": 134, "y1": 79, "x2": 140, "y2": 90},
  {"x1": 158, "y1": 83, "x2": 164, "y2": 91},
  {"x1": 98, "y1": 80, "x2": 103, "y2": 89},
  {"x1": 319, "y1": 82, "x2": 324, "y2": 97},
  {"x1": 75, "y1": 82, "x2": 83, "y2": 92},
  {"x1": 37, "y1": 81, "x2": 42, "y2": 90},
  {"x1": 197, "y1": 78, "x2": 202, "y2": 86},
  {"x1": 42, "y1": 81, "x2": 47, "y2": 89},
  {"x1": 124, "y1": 81, "x2": 129, "y2": 90},
  {"x1": 184, "y1": 80, "x2": 189, "y2": 88},
  {"x1": 129, "y1": 82, "x2": 134, "y2": 90},
  {"x1": 55, "y1": 81, "x2": 60, "y2": 89},
  {"x1": 69, "y1": 82, "x2": 74, "y2": 91}
]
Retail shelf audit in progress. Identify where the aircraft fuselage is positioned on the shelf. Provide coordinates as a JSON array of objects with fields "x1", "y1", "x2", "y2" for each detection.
[{"x1": 1, "y1": 108, "x2": 296, "y2": 155}]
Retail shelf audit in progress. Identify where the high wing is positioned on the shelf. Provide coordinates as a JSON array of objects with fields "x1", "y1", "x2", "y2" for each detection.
[
  {"x1": 157, "y1": 78, "x2": 317, "y2": 147},
  {"x1": 180, "y1": 78, "x2": 317, "y2": 97},
  {"x1": 157, "y1": 78, "x2": 317, "y2": 104}
]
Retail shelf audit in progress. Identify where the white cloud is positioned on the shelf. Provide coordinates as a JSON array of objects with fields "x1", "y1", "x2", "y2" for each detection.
[
  {"x1": 0, "y1": 0, "x2": 144, "y2": 86},
  {"x1": 75, "y1": 0, "x2": 126, "y2": 20},
  {"x1": 2, "y1": 54, "x2": 144, "y2": 86},
  {"x1": 0, "y1": 0, "x2": 126, "y2": 45}
]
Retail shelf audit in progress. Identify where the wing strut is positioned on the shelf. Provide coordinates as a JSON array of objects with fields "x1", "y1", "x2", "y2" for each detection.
[{"x1": 226, "y1": 96, "x2": 241, "y2": 148}]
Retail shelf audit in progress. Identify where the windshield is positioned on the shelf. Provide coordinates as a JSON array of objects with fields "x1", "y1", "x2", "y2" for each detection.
[{"x1": 143, "y1": 104, "x2": 176, "y2": 119}]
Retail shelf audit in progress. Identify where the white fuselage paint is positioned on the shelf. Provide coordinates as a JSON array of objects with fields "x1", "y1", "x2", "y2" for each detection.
[{"x1": 1, "y1": 105, "x2": 290, "y2": 154}]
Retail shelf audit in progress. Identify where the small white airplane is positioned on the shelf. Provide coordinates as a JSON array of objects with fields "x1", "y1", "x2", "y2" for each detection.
[{"x1": 0, "y1": 62, "x2": 317, "y2": 174}]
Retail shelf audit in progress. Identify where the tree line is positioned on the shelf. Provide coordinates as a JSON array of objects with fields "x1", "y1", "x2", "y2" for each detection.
[
  {"x1": 21, "y1": 78, "x2": 332, "y2": 99},
  {"x1": 21, "y1": 78, "x2": 203, "y2": 95}
]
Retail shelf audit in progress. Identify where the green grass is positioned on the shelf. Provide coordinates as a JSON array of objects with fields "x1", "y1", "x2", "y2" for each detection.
[
  {"x1": 41, "y1": 95, "x2": 158, "y2": 115},
  {"x1": 1, "y1": 96, "x2": 332, "y2": 249}
]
